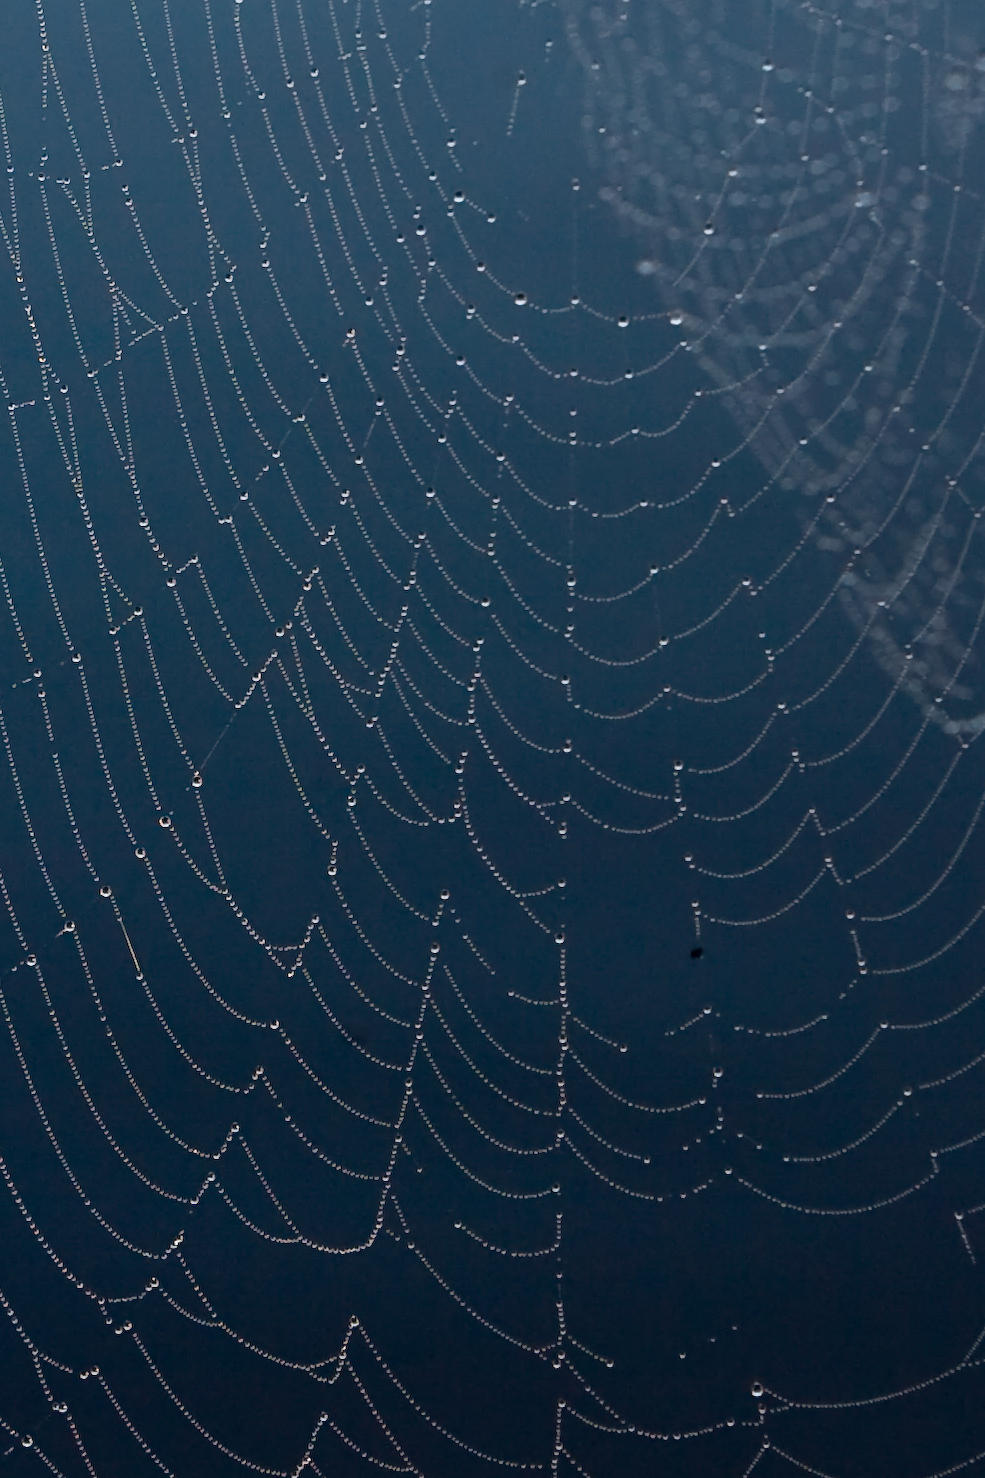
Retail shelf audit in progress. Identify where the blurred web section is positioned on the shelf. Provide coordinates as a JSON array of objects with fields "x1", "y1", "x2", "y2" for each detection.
[{"x1": 565, "y1": 0, "x2": 985, "y2": 734}]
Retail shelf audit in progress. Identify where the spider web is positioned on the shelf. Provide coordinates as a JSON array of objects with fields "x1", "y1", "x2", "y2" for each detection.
[{"x1": 0, "y1": 0, "x2": 982, "y2": 1474}]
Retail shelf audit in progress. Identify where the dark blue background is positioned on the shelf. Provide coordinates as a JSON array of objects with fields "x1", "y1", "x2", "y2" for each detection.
[{"x1": 0, "y1": 1, "x2": 983, "y2": 1474}]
